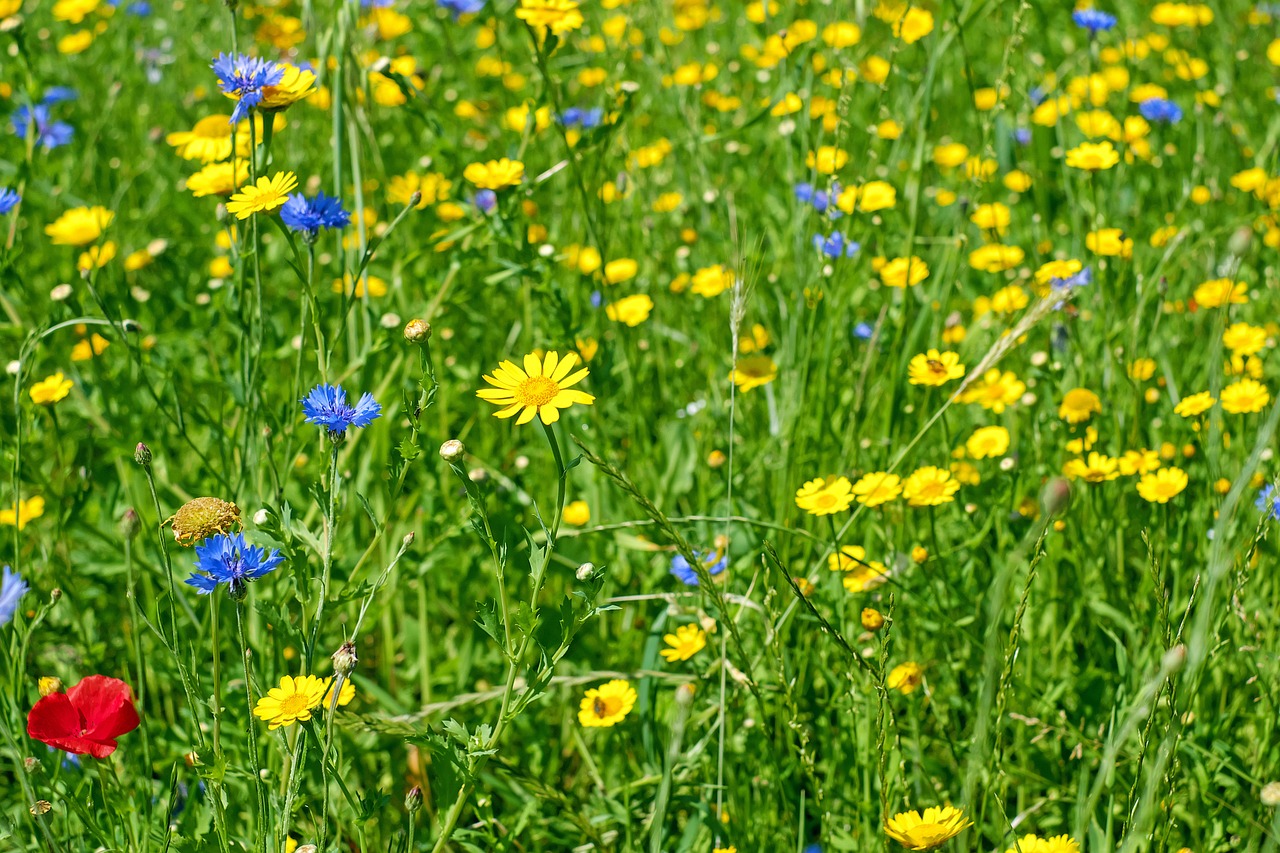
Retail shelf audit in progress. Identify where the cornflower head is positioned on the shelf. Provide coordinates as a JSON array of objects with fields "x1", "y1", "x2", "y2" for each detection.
[
  {"x1": 813, "y1": 231, "x2": 859, "y2": 258},
  {"x1": 1072, "y1": 8, "x2": 1116, "y2": 32},
  {"x1": 0, "y1": 566, "x2": 28, "y2": 626},
  {"x1": 437, "y1": 0, "x2": 484, "y2": 16},
  {"x1": 11, "y1": 104, "x2": 74, "y2": 150},
  {"x1": 1139, "y1": 97, "x2": 1183, "y2": 124},
  {"x1": 302, "y1": 383, "x2": 382, "y2": 437},
  {"x1": 1257, "y1": 485, "x2": 1280, "y2": 521},
  {"x1": 211, "y1": 53, "x2": 285, "y2": 124},
  {"x1": 670, "y1": 548, "x2": 727, "y2": 585},
  {"x1": 0, "y1": 188, "x2": 20, "y2": 215},
  {"x1": 186, "y1": 532, "x2": 284, "y2": 598},
  {"x1": 280, "y1": 192, "x2": 351, "y2": 240}
]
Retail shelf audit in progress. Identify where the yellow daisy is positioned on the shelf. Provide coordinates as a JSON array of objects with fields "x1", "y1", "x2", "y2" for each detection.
[
  {"x1": 884, "y1": 805, "x2": 971, "y2": 850},
  {"x1": 578, "y1": 679, "x2": 636, "y2": 727},
  {"x1": 226, "y1": 171, "x2": 298, "y2": 219},
  {"x1": 476, "y1": 351, "x2": 594, "y2": 426}
]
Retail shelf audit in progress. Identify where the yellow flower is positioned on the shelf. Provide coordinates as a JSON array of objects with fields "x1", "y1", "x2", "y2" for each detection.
[
  {"x1": 516, "y1": 0, "x2": 584, "y2": 35},
  {"x1": 1137, "y1": 467, "x2": 1188, "y2": 503},
  {"x1": 57, "y1": 30, "x2": 93, "y2": 54},
  {"x1": 730, "y1": 355, "x2": 777, "y2": 392},
  {"x1": 660, "y1": 624, "x2": 707, "y2": 662},
  {"x1": 187, "y1": 161, "x2": 250, "y2": 198},
  {"x1": 0, "y1": 0, "x2": 23, "y2": 15},
  {"x1": 961, "y1": 369, "x2": 1025, "y2": 413},
  {"x1": 1174, "y1": 391, "x2": 1215, "y2": 418},
  {"x1": 226, "y1": 171, "x2": 298, "y2": 219},
  {"x1": 167, "y1": 497, "x2": 241, "y2": 546},
  {"x1": 852, "y1": 472, "x2": 902, "y2": 506},
  {"x1": 29, "y1": 373, "x2": 73, "y2": 405},
  {"x1": 52, "y1": 0, "x2": 97, "y2": 23},
  {"x1": 1118, "y1": 449, "x2": 1160, "y2": 476},
  {"x1": 903, "y1": 466, "x2": 960, "y2": 507},
  {"x1": 562, "y1": 500, "x2": 590, "y2": 526},
  {"x1": 886, "y1": 662, "x2": 925, "y2": 694},
  {"x1": 578, "y1": 679, "x2": 636, "y2": 727},
  {"x1": 252, "y1": 674, "x2": 353, "y2": 730},
  {"x1": 78, "y1": 241, "x2": 116, "y2": 272},
  {"x1": 805, "y1": 145, "x2": 849, "y2": 174},
  {"x1": 1065, "y1": 140, "x2": 1121, "y2": 171},
  {"x1": 45, "y1": 206, "x2": 114, "y2": 247},
  {"x1": 603, "y1": 258, "x2": 638, "y2": 284},
  {"x1": 1193, "y1": 278, "x2": 1248, "y2": 308},
  {"x1": 932, "y1": 143, "x2": 969, "y2": 168},
  {"x1": 1058, "y1": 388, "x2": 1101, "y2": 424},
  {"x1": 165, "y1": 114, "x2": 266, "y2": 163},
  {"x1": 1220, "y1": 378, "x2": 1270, "y2": 414},
  {"x1": 332, "y1": 274, "x2": 389, "y2": 298},
  {"x1": 1128, "y1": 358, "x2": 1157, "y2": 381},
  {"x1": 827, "y1": 544, "x2": 867, "y2": 571},
  {"x1": 880, "y1": 256, "x2": 929, "y2": 288},
  {"x1": 885, "y1": 805, "x2": 971, "y2": 850},
  {"x1": 968, "y1": 244, "x2": 1024, "y2": 273},
  {"x1": 1063, "y1": 452, "x2": 1120, "y2": 483},
  {"x1": 969, "y1": 202, "x2": 1010, "y2": 235},
  {"x1": 463, "y1": 158, "x2": 525, "y2": 190},
  {"x1": 71, "y1": 334, "x2": 110, "y2": 361},
  {"x1": 892, "y1": 7, "x2": 934, "y2": 43},
  {"x1": 966, "y1": 426, "x2": 1009, "y2": 459},
  {"x1": 1085, "y1": 228, "x2": 1132, "y2": 258},
  {"x1": 843, "y1": 561, "x2": 888, "y2": 593},
  {"x1": 388, "y1": 171, "x2": 452, "y2": 208},
  {"x1": 476, "y1": 351, "x2": 594, "y2": 426},
  {"x1": 1034, "y1": 259, "x2": 1083, "y2": 290},
  {"x1": 1223, "y1": 323, "x2": 1267, "y2": 356},
  {"x1": 259, "y1": 63, "x2": 316, "y2": 112},
  {"x1": 691, "y1": 264, "x2": 735, "y2": 297},
  {"x1": 795, "y1": 476, "x2": 854, "y2": 516},
  {"x1": 0, "y1": 495, "x2": 45, "y2": 530},
  {"x1": 907, "y1": 350, "x2": 965, "y2": 386},
  {"x1": 605, "y1": 294, "x2": 654, "y2": 327}
]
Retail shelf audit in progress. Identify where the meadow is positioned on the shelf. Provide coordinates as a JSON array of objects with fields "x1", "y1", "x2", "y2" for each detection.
[{"x1": 2, "y1": 0, "x2": 1280, "y2": 851}]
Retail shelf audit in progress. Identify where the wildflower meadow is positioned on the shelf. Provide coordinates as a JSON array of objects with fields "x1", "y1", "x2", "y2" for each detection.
[{"x1": 3, "y1": 0, "x2": 1280, "y2": 851}]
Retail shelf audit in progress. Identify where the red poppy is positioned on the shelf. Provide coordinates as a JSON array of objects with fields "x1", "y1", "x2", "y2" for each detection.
[{"x1": 27, "y1": 675, "x2": 140, "y2": 758}]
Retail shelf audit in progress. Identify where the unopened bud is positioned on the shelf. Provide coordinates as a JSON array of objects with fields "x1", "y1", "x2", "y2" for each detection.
[
  {"x1": 24, "y1": 756, "x2": 41, "y2": 773},
  {"x1": 38, "y1": 677, "x2": 62, "y2": 697},
  {"x1": 404, "y1": 318, "x2": 432, "y2": 343},
  {"x1": 1041, "y1": 476, "x2": 1071, "y2": 516},
  {"x1": 402, "y1": 532, "x2": 415, "y2": 548},
  {"x1": 1162, "y1": 644, "x2": 1186, "y2": 672},
  {"x1": 439, "y1": 439, "x2": 465, "y2": 462},
  {"x1": 575, "y1": 562, "x2": 596, "y2": 581},
  {"x1": 861, "y1": 608, "x2": 885, "y2": 631},
  {"x1": 408, "y1": 191, "x2": 423, "y2": 208},
  {"x1": 49, "y1": 588, "x2": 61, "y2": 602},
  {"x1": 332, "y1": 641, "x2": 358, "y2": 677},
  {"x1": 297, "y1": 845, "x2": 317, "y2": 853},
  {"x1": 134, "y1": 442, "x2": 152, "y2": 466},
  {"x1": 120, "y1": 507, "x2": 140, "y2": 540},
  {"x1": 675, "y1": 683, "x2": 696, "y2": 706},
  {"x1": 1228, "y1": 225, "x2": 1253, "y2": 258},
  {"x1": 1261, "y1": 781, "x2": 1280, "y2": 807},
  {"x1": 406, "y1": 786, "x2": 423, "y2": 814}
]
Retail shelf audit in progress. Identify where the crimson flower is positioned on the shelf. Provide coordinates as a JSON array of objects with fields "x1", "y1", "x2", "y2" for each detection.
[{"x1": 27, "y1": 675, "x2": 140, "y2": 758}]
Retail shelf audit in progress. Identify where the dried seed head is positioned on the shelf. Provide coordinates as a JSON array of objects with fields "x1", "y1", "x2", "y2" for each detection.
[
  {"x1": 168, "y1": 497, "x2": 241, "y2": 546},
  {"x1": 332, "y1": 641, "x2": 358, "y2": 678}
]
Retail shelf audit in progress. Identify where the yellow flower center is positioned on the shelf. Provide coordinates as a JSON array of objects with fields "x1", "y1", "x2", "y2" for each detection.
[
  {"x1": 815, "y1": 493, "x2": 837, "y2": 508},
  {"x1": 516, "y1": 375, "x2": 559, "y2": 408},
  {"x1": 277, "y1": 692, "x2": 313, "y2": 719}
]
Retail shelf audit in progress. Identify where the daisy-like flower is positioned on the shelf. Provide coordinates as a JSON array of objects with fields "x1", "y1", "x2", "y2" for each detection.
[
  {"x1": 1063, "y1": 452, "x2": 1120, "y2": 483},
  {"x1": 280, "y1": 192, "x2": 351, "y2": 239},
  {"x1": 476, "y1": 351, "x2": 594, "y2": 426},
  {"x1": 302, "y1": 383, "x2": 382, "y2": 435},
  {"x1": 462, "y1": 158, "x2": 525, "y2": 190},
  {"x1": 903, "y1": 466, "x2": 960, "y2": 507},
  {"x1": 212, "y1": 53, "x2": 285, "y2": 124},
  {"x1": 1065, "y1": 140, "x2": 1120, "y2": 171},
  {"x1": 259, "y1": 63, "x2": 316, "y2": 112},
  {"x1": 660, "y1": 624, "x2": 707, "y2": 662},
  {"x1": 907, "y1": 350, "x2": 965, "y2": 386},
  {"x1": 578, "y1": 679, "x2": 636, "y2": 727},
  {"x1": 0, "y1": 496, "x2": 44, "y2": 530},
  {"x1": 730, "y1": 354, "x2": 778, "y2": 392},
  {"x1": 884, "y1": 805, "x2": 971, "y2": 850},
  {"x1": 186, "y1": 532, "x2": 283, "y2": 597},
  {"x1": 843, "y1": 561, "x2": 888, "y2": 593},
  {"x1": 252, "y1": 674, "x2": 355, "y2": 730},
  {"x1": 1193, "y1": 278, "x2": 1248, "y2": 308},
  {"x1": 879, "y1": 255, "x2": 929, "y2": 288},
  {"x1": 187, "y1": 161, "x2": 250, "y2": 198},
  {"x1": 886, "y1": 662, "x2": 924, "y2": 694},
  {"x1": 965, "y1": 426, "x2": 1009, "y2": 459},
  {"x1": 165, "y1": 114, "x2": 262, "y2": 163},
  {"x1": 1136, "y1": 467, "x2": 1188, "y2": 503},
  {"x1": 1174, "y1": 391, "x2": 1215, "y2": 417},
  {"x1": 45, "y1": 206, "x2": 114, "y2": 246},
  {"x1": 29, "y1": 372, "x2": 73, "y2": 405},
  {"x1": 795, "y1": 476, "x2": 854, "y2": 516},
  {"x1": 167, "y1": 497, "x2": 241, "y2": 546},
  {"x1": 226, "y1": 171, "x2": 298, "y2": 219},
  {"x1": 1058, "y1": 388, "x2": 1102, "y2": 424},
  {"x1": 852, "y1": 472, "x2": 902, "y2": 506},
  {"x1": 1220, "y1": 378, "x2": 1270, "y2": 414},
  {"x1": 516, "y1": 0, "x2": 584, "y2": 36}
]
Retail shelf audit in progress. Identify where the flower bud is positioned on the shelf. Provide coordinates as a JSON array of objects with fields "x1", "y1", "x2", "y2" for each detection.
[
  {"x1": 406, "y1": 786, "x2": 423, "y2": 814},
  {"x1": 50, "y1": 588, "x2": 61, "y2": 602},
  {"x1": 120, "y1": 507, "x2": 140, "y2": 540},
  {"x1": 404, "y1": 318, "x2": 432, "y2": 344},
  {"x1": 675, "y1": 683, "x2": 696, "y2": 706},
  {"x1": 23, "y1": 757, "x2": 41, "y2": 773},
  {"x1": 910, "y1": 546, "x2": 928, "y2": 564},
  {"x1": 402, "y1": 532, "x2": 415, "y2": 548},
  {"x1": 439, "y1": 439, "x2": 465, "y2": 461},
  {"x1": 860, "y1": 608, "x2": 885, "y2": 631},
  {"x1": 332, "y1": 641, "x2": 358, "y2": 678},
  {"x1": 1262, "y1": 782, "x2": 1280, "y2": 807},
  {"x1": 297, "y1": 845, "x2": 317, "y2": 853},
  {"x1": 1041, "y1": 476, "x2": 1071, "y2": 516},
  {"x1": 134, "y1": 442, "x2": 152, "y2": 466},
  {"x1": 575, "y1": 562, "x2": 596, "y2": 581},
  {"x1": 408, "y1": 191, "x2": 423, "y2": 209},
  {"x1": 38, "y1": 677, "x2": 62, "y2": 697}
]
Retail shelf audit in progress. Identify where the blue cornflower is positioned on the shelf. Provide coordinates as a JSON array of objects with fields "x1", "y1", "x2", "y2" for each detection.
[
  {"x1": 1051, "y1": 266, "x2": 1092, "y2": 309},
  {"x1": 0, "y1": 188, "x2": 20, "y2": 215},
  {"x1": 853, "y1": 322, "x2": 875, "y2": 340},
  {"x1": 11, "y1": 105, "x2": 74, "y2": 150},
  {"x1": 279, "y1": 192, "x2": 351, "y2": 239},
  {"x1": 302, "y1": 384, "x2": 382, "y2": 435},
  {"x1": 670, "y1": 550, "x2": 727, "y2": 586},
  {"x1": 813, "y1": 231, "x2": 859, "y2": 259},
  {"x1": 794, "y1": 181, "x2": 842, "y2": 217},
  {"x1": 1028, "y1": 86, "x2": 1047, "y2": 107},
  {"x1": 211, "y1": 53, "x2": 284, "y2": 124},
  {"x1": 1013, "y1": 127, "x2": 1032, "y2": 146},
  {"x1": 0, "y1": 566, "x2": 28, "y2": 626},
  {"x1": 41, "y1": 87, "x2": 79, "y2": 105},
  {"x1": 1257, "y1": 485, "x2": 1280, "y2": 521},
  {"x1": 1139, "y1": 97, "x2": 1182, "y2": 124},
  {"x1": 186, "y1": 532, "x2": 284, "y2": 597},
  {"x1": 561, "y1": 106, "x2": 604, "y2": 129},
  {"x1": 437, "y1": 0, "x2": 485, "y2": 16},
  {"x1": 472, "y1": 189, "x2": 498, "y2": 214},
  {"x1": 1072, "y1": 8, "x2": 1116, "y2": 32}
]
